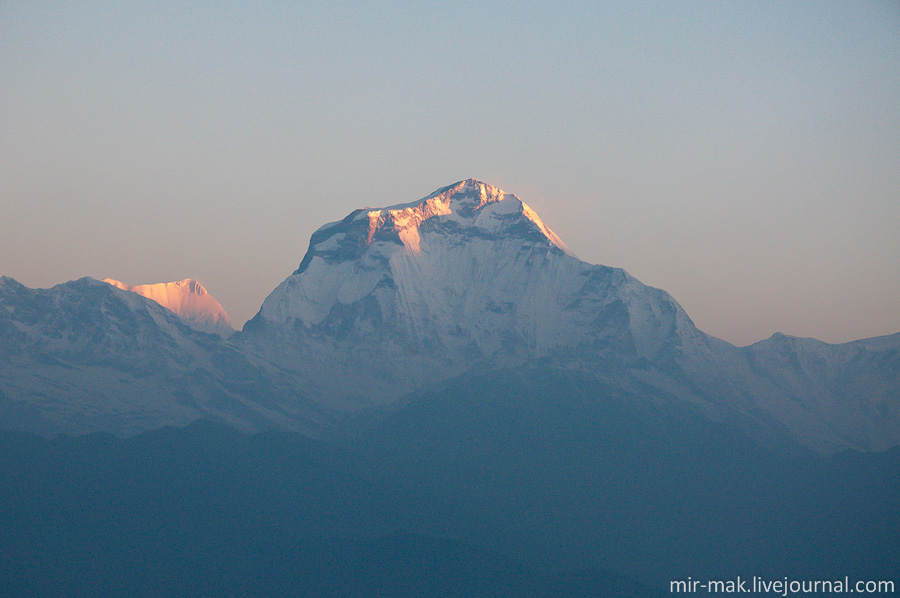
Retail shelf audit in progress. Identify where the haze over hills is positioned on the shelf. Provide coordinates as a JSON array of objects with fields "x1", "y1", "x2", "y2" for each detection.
[
  {"x1": 2, "y1": 179, "x2": 899, "y2": 595},
  {"x1": 0, "y1": 180, "x2": 898, "y2": 452}
]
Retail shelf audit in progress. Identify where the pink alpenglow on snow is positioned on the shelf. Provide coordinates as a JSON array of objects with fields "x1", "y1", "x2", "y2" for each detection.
[{"x1": 104, "y1": 278, "x2": 234, "y2": 336}]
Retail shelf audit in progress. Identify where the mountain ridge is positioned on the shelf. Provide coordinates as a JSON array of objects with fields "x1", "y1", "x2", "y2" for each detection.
[
  {"x1": 103, "y1": 277, "x2": 233, "y2": 336},
  {"x1": 0, "y1": 276, "x2": 320, "y2": 437},
  {"x1": 1, "y1": 180, "x2": 898, "y2": 453},
  {"x1": 249, "y1": 180, "x2": 699, "y2": 361}
]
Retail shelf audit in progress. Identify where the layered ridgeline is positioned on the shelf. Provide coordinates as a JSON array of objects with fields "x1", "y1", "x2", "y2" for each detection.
[
  {"x1": 1, "y1": 180, "x2": 898, "y2": 451},
  {"x1": 242, "y1": 179, "x2": 900, "y2": 452},
  {"x1": 0, "y1": 276, "x2": 317, "y2": 436},
  {"x1": 3, "y1": 180, "x2": 899, "y2": 595}
]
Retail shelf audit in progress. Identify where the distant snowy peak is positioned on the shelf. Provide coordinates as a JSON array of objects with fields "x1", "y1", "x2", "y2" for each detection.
[
  {"x1": 103, "y1": 278, "x2": 233, "y2": 336},
  {"x1": 1, "y1": 276, "x2": 207, "y2": 357}
]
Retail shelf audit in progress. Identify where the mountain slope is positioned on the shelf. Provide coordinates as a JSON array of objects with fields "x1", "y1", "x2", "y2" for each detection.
[
  {"x1": 103, "y1": 278, "x2": 233, "y2": 336},
  {"x1": 243, "y1": 179, "x2": 713, "y2": 406},
  {"x1": 0, "y1": 276, "x2": 321, "y2": 437},
  {"x1": 1, "y1": 179, "x2": 897, "y2": 597},
  {"x1": 2, "y1": 412, "x2": 897, "y2": 596},
  {"x1": 241, "y1": 179, "x2": 899, "y2": 453},
  {"x1": 1, "y1": 180, "x2": 897, "y2": 453},
  {"x1": 737, "y1": 332, "x2": 900, "y2": 452},
  {"x1": 249, "y1": 179, "x2": 696, "y2": 359}
]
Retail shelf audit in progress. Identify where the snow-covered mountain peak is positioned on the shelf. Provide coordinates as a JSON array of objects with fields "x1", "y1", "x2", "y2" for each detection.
[
  {"x1": 103, "y1": 278, "x2": 233, "y2": 336},
  {"x1": 307, "y1": 179, "x2": 571, "y2": 261},
  {"x1": 251, "y1": 179, "x2": 703, "y2": 379}
]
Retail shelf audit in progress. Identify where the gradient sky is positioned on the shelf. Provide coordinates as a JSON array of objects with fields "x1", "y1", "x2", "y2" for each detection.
[{"x1": 2, "y1": 1, "x2": 898, "y2": 346}]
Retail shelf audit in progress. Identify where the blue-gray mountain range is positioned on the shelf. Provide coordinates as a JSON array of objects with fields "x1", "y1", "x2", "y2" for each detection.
[{"x1": 1, "y1": 180, "x2": 898, "y2": 453}]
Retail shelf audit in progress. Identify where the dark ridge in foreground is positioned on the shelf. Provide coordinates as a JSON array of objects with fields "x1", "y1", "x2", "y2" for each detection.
[{"x1": 2, "y1": 369, "x2": 898, "y2": 597}]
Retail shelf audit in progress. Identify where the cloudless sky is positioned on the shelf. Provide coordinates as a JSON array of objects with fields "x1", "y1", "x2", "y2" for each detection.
[{"x1": 2, "y1": 1, "x2": 898, "y2": 346}]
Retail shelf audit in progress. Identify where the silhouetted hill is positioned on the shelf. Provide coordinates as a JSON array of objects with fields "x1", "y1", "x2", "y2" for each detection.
[{"x1": 2, "y1": 380, "x2": 897, "y2": 596}]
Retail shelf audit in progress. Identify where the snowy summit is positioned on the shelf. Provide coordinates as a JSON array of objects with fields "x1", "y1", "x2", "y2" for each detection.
[
  {"x1": 250, "y1": 178, "x2": 697, "y2": 370},
  {"x1": 346, "y1": 179, "x2": 573, "y2": 257},
  {"x1": 104, "y1": 278, "x2": 233, "y2": 336}
]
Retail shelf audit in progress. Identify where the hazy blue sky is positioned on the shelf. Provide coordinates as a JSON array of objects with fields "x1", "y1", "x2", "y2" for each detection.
[{"x1": 2, "y1": 1, "x2": 898, "y2": 346}]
